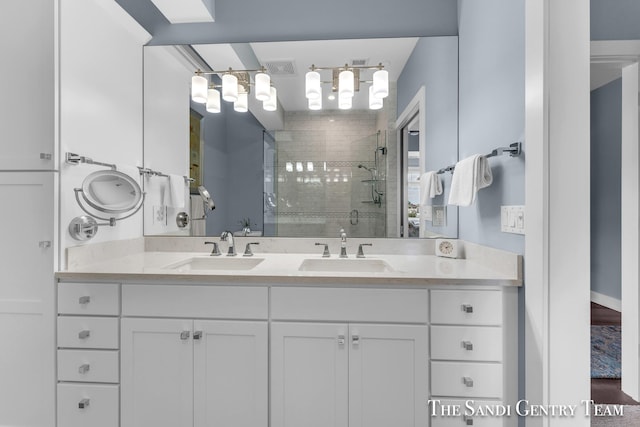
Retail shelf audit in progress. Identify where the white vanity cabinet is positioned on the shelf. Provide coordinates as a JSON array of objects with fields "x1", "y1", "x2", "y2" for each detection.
[
  {"x1": 120, "y1": 284, "x2": 269, "y2": 427},
  {"x1": 56, "y1": 282, "x2": 121, "y2": 427},
  {"x1": 270, "y1": 287, "x2": 429, "y2": 427}
]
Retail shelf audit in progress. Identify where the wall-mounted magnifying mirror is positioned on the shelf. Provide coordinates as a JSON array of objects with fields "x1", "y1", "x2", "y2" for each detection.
[
  {"x1": 69, "y1": 169, "x2": 144, "y2": 241},
  {"x1": 198, "y1": 185, "x2": 216, "y2": 212}
]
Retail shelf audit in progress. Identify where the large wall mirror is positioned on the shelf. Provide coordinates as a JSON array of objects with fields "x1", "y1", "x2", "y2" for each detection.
[{"x1": 142, "y1": 37, "x2": 459, "y2": 239}]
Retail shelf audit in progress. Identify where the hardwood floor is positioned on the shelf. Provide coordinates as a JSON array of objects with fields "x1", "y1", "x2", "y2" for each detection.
[{"x1": 591, "y1": 302, "x2": 638, "y2": 405}]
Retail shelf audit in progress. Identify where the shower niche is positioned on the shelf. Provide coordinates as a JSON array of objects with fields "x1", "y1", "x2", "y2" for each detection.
[{"x1": 264, "y1": 129, "x2": 388, "y2": 238}]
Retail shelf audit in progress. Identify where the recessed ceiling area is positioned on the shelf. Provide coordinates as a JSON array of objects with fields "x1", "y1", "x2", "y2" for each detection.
[
  {"x1": 193, "y1": 38, "x2": 419, "y2": 112},
  {"x1": 150, "y1": 0, "x2": 215, "y2": 24}
]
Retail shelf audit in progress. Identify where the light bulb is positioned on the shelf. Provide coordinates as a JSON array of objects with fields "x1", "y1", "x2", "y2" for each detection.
[
  {"x1": 255, "y1": 72, "x2": 271, "y2": 101},
  {"x1": 222, "y1": 73, "x2": 238, "y2": 102},
  {"x1": 305, "y1": 71, "x2": 321, "y2": 99},
  {"x1": 206, "y1": 88, "x2": 221, "y2": 113},
  {"x1": 338, "y1": 93, "x2": 352, "y2": 110},
  {"x1": 368, "y1": 85, "x2": 383, "y2": 110},
  {"x1": 191, "y1": 75, "x2": 208, "y2": 103},
  {"x1": 234, "y1": 92, "x2": 248, "y2": 112},
  {"x1": 263, "y1": 87, "x2": 277, "y2": 111},
  {"x1": 372, "y1": 69, "x2": 389, "y2": 99},
  {"x1": 308, "y1": 96, "x2": 322, "y2": 110},
  {"x1": 339, "y1": 70, "x2": 354, "y2": 98}
]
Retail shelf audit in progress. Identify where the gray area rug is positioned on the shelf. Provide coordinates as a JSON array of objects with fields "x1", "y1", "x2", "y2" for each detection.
[{"x1": 591, "y1": 405, "x2": 640, "y2": 426}]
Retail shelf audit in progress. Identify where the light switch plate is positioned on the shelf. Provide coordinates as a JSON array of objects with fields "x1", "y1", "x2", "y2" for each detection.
[{"x1": 501, "y1": 205, "x2": 525, "y2": 234}]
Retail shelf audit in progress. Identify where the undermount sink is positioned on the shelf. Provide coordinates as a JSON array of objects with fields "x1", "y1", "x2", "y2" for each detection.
[
  {"x1": 166, "y1": 256, "x2": 265, "y2": 272},
  {"x1": 297, "y1": 258, "x2": 394, "y2": 273}
]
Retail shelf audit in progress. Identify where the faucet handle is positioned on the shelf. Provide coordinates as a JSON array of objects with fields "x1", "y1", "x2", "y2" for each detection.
[
  {"x1": 315, "y1": 243, "x2": 330, "y2": 257},
  {"x1": 244, "y1": 242, "x2": 260, "y2": 257},
  {"x1": 357, "y1": 243, "x2": 373, "y2": 258},
  {"x1": 204, "y1": 241, "x2": 221, "y2": 256}
]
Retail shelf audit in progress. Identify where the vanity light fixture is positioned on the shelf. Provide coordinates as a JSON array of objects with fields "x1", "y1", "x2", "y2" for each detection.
[
  {"x1": 304, "y1": 63, "x2": 388, "y2": 111},
  {"x1": 192, "y1": 67, "x2": 278, "y2": 113}
]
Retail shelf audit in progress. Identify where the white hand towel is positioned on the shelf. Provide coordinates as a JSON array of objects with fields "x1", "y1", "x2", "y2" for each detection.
[
  {"x1": 419, "y1": 171, "x2": 443, "y2": 206},
  {"x1": 448, "y1": 154, "x2": 493, "y2": 207},
  {"x1": 168, "y1": 174, "x2": 185, "y2": 208}
]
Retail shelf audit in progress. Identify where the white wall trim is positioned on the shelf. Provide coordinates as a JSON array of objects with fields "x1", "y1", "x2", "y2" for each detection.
[{"x1": 590, "y1": 291, "x2": 622, "y2": 312}]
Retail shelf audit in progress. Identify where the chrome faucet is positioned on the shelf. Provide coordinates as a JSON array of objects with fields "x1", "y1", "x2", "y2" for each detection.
[
  {"x1": 339, "y1": 228, "x2": 348, "y2": 258},
  {"x1": 220, "y1": 231, "x2": 236, "y2": 256}
]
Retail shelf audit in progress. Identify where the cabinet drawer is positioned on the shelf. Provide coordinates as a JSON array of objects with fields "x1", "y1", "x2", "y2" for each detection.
[
  {"x1": 430, "y1": 399, "x2": 508, "y2": 427},
  {"x1": 57, "y1": 383, "x2": 119, "y2": 427},
  {"x1": 58, "y1": 349, "x2": 119, "y2": 383},
  {"x1": 431, "y1": 290, "x2": 503, "y2": 325},
  {"x1": 271, "y1": 287, "x2": 428, "y2": 323},
  {"x1": 431, "y1": 361, "x2": 503, "y2": 399},
  {"x1": 58, "y1": 282, "x2": 120, "y2": 315},
  {"x1": 431, "y1": 326, "x2": 503, "y2": 362},
  {"x1": 58, "y1": 317, "x2": 119, "y2": 349},
  {"x1": 122, "y1": 285, "x2": 268, "y2": 319}
]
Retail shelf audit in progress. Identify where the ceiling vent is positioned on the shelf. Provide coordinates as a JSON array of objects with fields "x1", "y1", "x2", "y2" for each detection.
[
  {"x1": 263, "y1": 60, "x2": 297, "y2": 76},
  {"x1": 351, "y1": 59, "x2": 368, "y2": 67}
]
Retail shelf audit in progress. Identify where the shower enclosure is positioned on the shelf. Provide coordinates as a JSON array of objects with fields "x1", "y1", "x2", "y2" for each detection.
[{"x1": 263, "y1": 130, "x2": 387, "y2": 237}]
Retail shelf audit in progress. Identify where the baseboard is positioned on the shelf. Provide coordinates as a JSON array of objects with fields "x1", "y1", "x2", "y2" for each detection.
[{"x1": 591, "y1": 291, "x2": 622, "y2": 312}]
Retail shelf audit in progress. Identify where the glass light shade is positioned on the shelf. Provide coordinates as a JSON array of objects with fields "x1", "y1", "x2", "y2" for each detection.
[
  {"x1": 222, "y1": 74, "x2": 238, "y2": 102},
  {"x1": 234, "y1": 92, "x2": 248, "y2": 112},
  {"x1": 308, "y1": 96, "x2": 322, "y2": 111},
  {"x1": 263, "y1": 87, "x2": 277, "y2": 111},
  {"x1": 368, "y1": 86, "x2": 383, "y2": 110},
  {"x1": 191, "y1": 75, "x2": 208, "y2": 103},
  {"x1": 339, "y1": 70, "x2": 354, "y2": 98},
  {"x1": 255, "y1": 72, "x2": 271, "y2": 101},
  {"x1": 372, "y1": 69, "x2": 389, "y2": 99},
  {"x1": 305, "y1": 71, "x2": 321, "y2": 99},
  {"x1": 338, "y1": 93, "x2": 352, "y2": 110},
  {"x1": 206, "y1": 88, "x2": 221, "y2": 113}
]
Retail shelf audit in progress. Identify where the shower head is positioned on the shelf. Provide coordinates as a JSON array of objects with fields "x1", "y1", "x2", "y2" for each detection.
[{"x1": 358, "y1": 164, "x2": 376, "y2": 172}]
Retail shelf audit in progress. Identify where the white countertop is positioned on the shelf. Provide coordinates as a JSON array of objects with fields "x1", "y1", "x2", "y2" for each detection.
[{"x1": 56, "y1": 250, "x2": 523, "y2": 286}]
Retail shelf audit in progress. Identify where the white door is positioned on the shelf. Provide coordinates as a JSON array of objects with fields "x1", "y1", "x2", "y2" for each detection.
[
  {"x1": 121, "y1": 318, "x2": 194, "y2": 427},
  {"x1": 349, "y1": 324, "x2": 429, "y2": 427},
  {"x1": 0, "y1": 172, "x2": 55, "y2": 426},
  {"x1": 194, "y1": 320, "x2": 268, "y2": 427},
  {"x1": 271, "y1": 322, "x2": 349, "y2": 427}
]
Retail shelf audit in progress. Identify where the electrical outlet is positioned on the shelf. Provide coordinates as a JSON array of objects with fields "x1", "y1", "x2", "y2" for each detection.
[
  {"x1": 153, "y1": 205, "x2": 167, "y2": 225},
  {"x1": 423, "y1": 206, "x2": 433, "y2": 222}
]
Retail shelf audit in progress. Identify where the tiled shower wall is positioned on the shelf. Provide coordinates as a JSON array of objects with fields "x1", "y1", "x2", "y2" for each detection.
[{"x1": 269, "y1": 110, "x2": 387, "y2": 237}]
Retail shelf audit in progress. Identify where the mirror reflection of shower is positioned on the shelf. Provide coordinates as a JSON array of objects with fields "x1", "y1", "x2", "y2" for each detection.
[
  {"x1": 198, "y1": 185, "x2": 216, "y2": 215},
  {"x1": 358, "y1": 144, "x2": 387, "y2": 206}
]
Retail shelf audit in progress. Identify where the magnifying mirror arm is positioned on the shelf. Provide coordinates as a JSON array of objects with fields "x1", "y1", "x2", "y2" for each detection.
[{"x1": 73, "y1": 188, "x2": 146, "y2": 225}]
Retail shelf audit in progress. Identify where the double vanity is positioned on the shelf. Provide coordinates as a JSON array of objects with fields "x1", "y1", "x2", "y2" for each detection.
[{"x1": 56, "y1": 237, "x2": 522, "y2": 427}]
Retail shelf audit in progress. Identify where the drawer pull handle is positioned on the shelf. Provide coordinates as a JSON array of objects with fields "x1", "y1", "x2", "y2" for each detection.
[
  {"x1": 180, "y1": 331, "x2": 190, "y2": 340},
  {"x1": 462, "y1": 341, "x2": 474, "y2": 351},
  {"x1": 78, "y1": 296, "x2": 91, "y2": 305},
  {"x1": 463, "y1": 415, "x2": 474, "y2": 425},
  {"x1": 463, "y1": 377, "x2": 474, "y2": 387},
  {"x1": 461, "y1": 304, "x2": 474, "y2": 313},
  {"x1": 338, "y1": 335, "x2": 345, "y2": 346},
  {"x1": 78, "y1": 364, "x2": 90, "y2": 374},
  {"x1": 352, "y1": 334, "x2": 360, "y2": 346},
  {"x1": 78, "y1": 398, "x2": 90, "y2": 409},
  {"x1": 78, "y1": 330, "x2": 90, "y2": 340},
  {"x1": 193, "y1": 331, "x2": 203, "y2": 340}
]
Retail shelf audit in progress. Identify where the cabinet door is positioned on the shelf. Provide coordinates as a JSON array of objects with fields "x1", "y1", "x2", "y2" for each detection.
[
  {"x1": 349, "y1": 324, "x2": 428, "y2": 427},
  {"x1": 0, "y1": 172, "x2": 55, "y2": 427},
  {"x1": 271, "y1": 322, "x2": 348, "y2": 427},
  {"x1": 194, "y1": 320, "x2": 268, "y2": 427},
  {"x1": 121, "y1": 318, "x2": 194, "y2": 427}
]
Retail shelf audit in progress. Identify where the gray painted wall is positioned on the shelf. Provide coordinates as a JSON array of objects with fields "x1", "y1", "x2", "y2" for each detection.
[
  {"x1": 397, "y1": 36, "x2": 459, "y2": 238},
  {"x1": 457, "y1": 0, "x2": 525, "y2": 255},
  {"x1": 590, "y1": 79, "x2": 622, "y2": 301},
  {"x1": 116, "y1": 0, "x2": 458, "y2": 45},
  {"x1": 191, "y1": 101, "x2": 265, "y2": 235},
  {"x1": 591, "y1": 0, "x2": 640, "y2": 40}
]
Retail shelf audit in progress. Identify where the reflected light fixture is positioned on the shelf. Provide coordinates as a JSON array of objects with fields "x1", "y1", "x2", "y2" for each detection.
[
  {"x1": 304, "y1": 63, "x2": 388, "y2": 111},
  {"x1": 191, "y1": 67, "x2": 278, "y2": 113}
]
